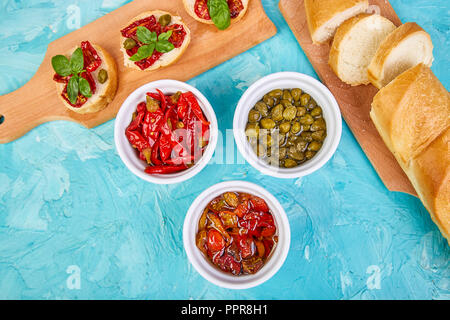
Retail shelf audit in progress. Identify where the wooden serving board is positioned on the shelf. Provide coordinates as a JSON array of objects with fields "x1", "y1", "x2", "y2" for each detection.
[
  {"x1": 279, "y1": 0, "x2": 417, "y2": 196},
  {"x1": 0, "y1": 0, "x2": 276, "y2": 144}
]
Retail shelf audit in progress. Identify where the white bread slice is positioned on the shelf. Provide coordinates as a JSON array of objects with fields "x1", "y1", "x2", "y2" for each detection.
[
  {"x1": 183, "y1": 0, "x2": 249, "y2": 25},
  {"x1": 304, "y1": 0, "x2": 369, "y2": 44},
  {"x1": 120, "y1": 11, "x2": 191, "y2": 72},
  {"x1": 368, "y1": 22, "x2": 434, "y2": 89},
  {"x1": 329, "y1": 14, "x2": 396, "y2": 86},
  {"x1": 55, "y1": 44, "x2": 118, "y2": 114}
]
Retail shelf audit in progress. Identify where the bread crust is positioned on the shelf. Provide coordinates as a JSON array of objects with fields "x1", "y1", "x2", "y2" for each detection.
[
  {"x1": 182, "y1": 0, "x2": 249, "y2": 26},
  {"x1": 55, "y1": 44, "x2": 118, "y2": 114},
  {"x1": 368, "y1": 22, "x2": 434, "y2": 89},
  {"x1": 120, "y1": 11, "x2": 191, "y2": 72},
  {"x1": 305, "y1": 0, "x2": 369, "y2": 44}
]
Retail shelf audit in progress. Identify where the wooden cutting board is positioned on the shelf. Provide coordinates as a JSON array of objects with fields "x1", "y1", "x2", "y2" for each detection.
[
  {"x1": 279, "y1": 0, "x2": 417, "y2": 196},
  {"x1": 0, "y1": 0, "x2": 276, "y2": 144}
]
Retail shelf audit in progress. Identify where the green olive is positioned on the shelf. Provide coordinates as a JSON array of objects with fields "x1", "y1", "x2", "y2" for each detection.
[
  {"x1": 305, "y1": 150, "x2": 316, "y2": 160},
  {"x1": 291, "y1": 122, "x2": 301, "y2": 134},
  {"x1": 311, "y1": 118, "x2": 326, "y2": 131},
  {"x1": 263, "y1": 95, "x2": 275, "y2": 107},
  {"x1": 97, "y1": 69, "x2": 108, "y2": 84},
  {"x1": 299, "y1": 114, "x2": 314, "y2": 125},
  {"x1": 282, "y1": 90, "x2": 293, "y2": 102},
  {"x1": 291, "y1": 88, "x2": 302, "y2": 101},
  {"x1": 268, "y1": 89, "x2": 283, "y2": 99},
  {"x1": 283, "y1": 106, "x2": 297, "y2": 121},
  {"x1": 288, "y1": 147, "x2": 305, "y2": 161},
  {"x1": 146, "y1": 96, "x2": 160, "y2": 112},
  {"x1": 248, "y1": 109, "x2": 261, "y2": 123},
  {"x1": 312, "y1": 130, "x2": 327, "y2": 141},
  {"x1": 308, "y1": 141, "x2": 322, "y2": 152},
  {"x1": 284, "y1": 159, "x2": 298, "y2": 168},
  {"x1": 245, "y1": 123, "x2": 260, "y2": 138},
  {"x1": 271, "y1": 104, "x2": 284, "y2": 121},
  {"x1": 254, "y1": 102, "x2": 269, "y2": 117},
  {"x1": 300, "y1": 93, "x2": 310, "y2": 106},
  {"x1": 158, "y1": 14, "x2": 172, "y2": 27},
  {"x1": 311, "y1": 106, "x2": 323, "y2": 117},
  {"x1": 260, "y1": 118, "x2": 276, "y2": 130},
  {"x1": 296, "y1": 106, "x2": 307, "y2": 117},
  {"x1": 279, "y1": 122, "x2": 291, "y2": 134},
  {"x1": 123, "y1": 38, "x2": 137, "y2": 50}
]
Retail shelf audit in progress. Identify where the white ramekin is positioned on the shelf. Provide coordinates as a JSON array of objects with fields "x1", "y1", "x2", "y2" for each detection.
[
  {"x1": 183, "y1": 181, "x2": 290, "y2": 290},
  {"x1": 233, "y1": 72, "x2": 342, "y2": 179},
  {"x1": 114, "y1": 80, "x2": 218, "y2": 184}
]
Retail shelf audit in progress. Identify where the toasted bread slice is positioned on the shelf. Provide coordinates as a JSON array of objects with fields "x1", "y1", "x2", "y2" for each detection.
[
  {"x1": 55, "y1": 44, "x2": 118, "y2": 114},
  {"x1": 329, "y1": 14, "x2": 396, "y2": 86},
  {"x1": 305, "y1": 0, "x2": 369, "y2": 44},
  {"x1": 183, "y1": 0, "x2": 249, "y2": 26},
  {"x1": 368, "y1": 22, "x2": 434, "y2": 89},
  {"x1": 120, "y1": 11, "x2": 191, "y2": 72}
]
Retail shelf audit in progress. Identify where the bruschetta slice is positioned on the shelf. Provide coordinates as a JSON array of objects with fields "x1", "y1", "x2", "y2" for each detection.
[
  {"x1": 183, "y1": 0, "x2": 249, "y2": 30},
  {"x1": 120, "y1": 11, "x2": 191, "y2": 71},
  {"x1": 51, "y1": 41, "x2": 118, "y2": 114}
]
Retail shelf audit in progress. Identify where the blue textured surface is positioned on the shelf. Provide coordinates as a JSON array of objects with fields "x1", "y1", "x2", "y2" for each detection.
[{"x1": 0, "y1": 0, "x2": 449, "y2": 300}]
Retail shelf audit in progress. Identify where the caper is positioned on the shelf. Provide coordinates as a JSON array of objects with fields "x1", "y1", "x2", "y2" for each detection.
[
  {"x1": 288, "y1": 147, "x2": 305, "y2": 161},
  {"x1": 305, "y1": 150, "x2": 316, "y2": 160},
  {"x1": 296, "y1": 140, "x2": 308, "y2": 152},
  {"x1": 301, "y1": 124, "x2": 311, "y2": 132},
  {"x1": 299, "y1": 114, "x2": 314, "y2": 125},
  {"x1": 300, "y1": 132, "x2": 313, "y2": 142},
  {"x1": 248, "y1": 109, "x2": 261, "y2": 123},
  {"x1": 261, "y1": 134, "x2": 273, "y2": 147},
  {"x1": 311, "y1": 106, "x2": 323, "y2": 117},
  {"x1": 97, "y1": 69, "x2": 108, "y2": 84},
  {"x1": 279, "y1": 147, "x2": 287, "y2": 159},
  {"x1": 268, "y1": 89, "x2": 283, "y2": 99},
  {"x1": 312, "y1": 130, "x2": 326, "y2": 141},
  {"x1": 308, "y1": 141, "x2": 322, "y2": 152},
  {"x1": 123, "y1": 38, "x2": 137, "y2": 50},
  {"x1": 300, "y1": 93, "x2": 310, "y2": 106},
  {"x1": 253, "y1": 144, "x2": 265, "y2": 157},
  {"x1": 271, "y1": 104, "x2": 284, "y2": 121},
  {"x1": 286, "y1": 135, "x2": 299, "y2": 147},
  {"x1": 296, "y1": 106, "x2": 307, "y2": 117},
  {"x1": 291, "y1": 122, "x2": 301, "y2": 134},
  {"x1": 260, "y1": 118, "x2": 276, "y2": 130},
  {"x1": 307, "y1": 101, "x2": 317, "y2": 111},
  {"x1": 158, "y1": 14, "x2": 172, "y2": 27},
  {"x1": 263, "y1": 95, "x2": 275, "y2": 107},
  {"x1": 254, "y1": 102, "x2": 269, "y2": 117},
  {"x1": 283, "y1": 106, "x2": 297, "y2": 121},
  {"x1": 279, "y1": 122, "x2": 291, "y2": 134},
  {"x1": 282, "y1": 90, "x2": 293, "y2": 102},
  {"x1": 284, "y1": 159, "x2": 298, "y2": 168},
  {"x1": 146, "y1": 96, "x2": 160, "y2": 112},
  {"x1": 291, "y1": 88, "x2": 302, "y2": 101},
  {"x1": 280, "y1": 99, "x2": 293, "y2": 108},
  {"x1": 245, "y1": 123, "x2": 260, "y2": 138},
  {"x1": 311, "y1": 118, "x2": 326, "y2": 131}
]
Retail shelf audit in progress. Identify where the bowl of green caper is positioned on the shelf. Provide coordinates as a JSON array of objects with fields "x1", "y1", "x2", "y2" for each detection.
[{"x1": 233, "y1": 72, "x2": 342, "y2": 179}]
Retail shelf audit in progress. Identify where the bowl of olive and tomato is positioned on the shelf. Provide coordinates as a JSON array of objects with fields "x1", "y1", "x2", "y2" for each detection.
[
  {"x1": 183, "y1": 181, "x2": 290, "y2": 289},
  {"x1": 234, "y1": 72, "x2": 342, "y2": 179}
]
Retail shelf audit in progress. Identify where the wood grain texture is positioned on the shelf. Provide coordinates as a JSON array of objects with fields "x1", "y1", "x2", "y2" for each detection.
[
  {"x1": 0, "y1": 0, "x2": 276, "y2": 144},
  {"x1": 279, "y1": 0, "x2": 417, "y2": 196}
]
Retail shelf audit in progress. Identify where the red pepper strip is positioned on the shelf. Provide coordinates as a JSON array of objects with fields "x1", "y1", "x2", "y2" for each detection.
[
  {"x1": 145, "y1": 164, "x2": 188, "y2": 175},
  {"x1": 183, "y1": 92, "x2": 210, "y2": 126},
  {"x1": 127, "y1": 110, "x2": 145, "y2": 132},
  {"x1": 159, "y1": 134, "x2": 172, "y2": 162},
  {"x1": 142, "y1": 108, "x2": 164, "y2": 138},
  {"x1": 136, "y1": 102, "x2": 146, "y2": 113},
  {"x1": 147, "y1": 92, "x2": 161, "y2": 101},
  {"x1": 156, "y1": 89, "x2": 167, "y2": 111},
  {"x1": 151, "y1": 138, "x2": 162, "y2": 165},
  {"x1": 125, "y1": 130, "x2": 150, "y2": 152},
  {"x1": 177, "y1": 94, "x2": 188, "y2": 120},
  {"x1": 164, "y1": 155, "x2": 194, "y2": 166}
]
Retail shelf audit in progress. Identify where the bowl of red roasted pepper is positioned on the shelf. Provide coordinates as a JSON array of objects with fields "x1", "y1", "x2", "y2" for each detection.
[
  {"x1": 115, "y1": 80, "x2": 218, "y2": 184},
  {"x1": 183, "y1": 181, "x2": 290, "y2": 289}
]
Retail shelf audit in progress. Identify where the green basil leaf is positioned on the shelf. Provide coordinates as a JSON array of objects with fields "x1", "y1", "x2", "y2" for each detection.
[
  {"x1": 67, "y1": 76, "x2": 79, "y2": 105},
  {"x1": 208, "y1": 0, "x2": 231, "y2": 30},
  {"x1": 155, "y1": 40, "x2": 174, "y2": 53},
  {"x1": 136, "y1": 26, "x2": 157, "y2": 44},
  {"x1": 51, "y1": 55, "x2": 72, "y2": 76},
  {"x1": 129, "y1": 44, "x2": 155, "y2": 62},
  {"x1": 70, "y1": 48, "x2": 84, "y2": 74},
  {"x1": 158, "y1": 30, "x2": 173, "y2": 41},
  {"x1": 79, "y1": 77, "x2": 92, "y2": 98}
]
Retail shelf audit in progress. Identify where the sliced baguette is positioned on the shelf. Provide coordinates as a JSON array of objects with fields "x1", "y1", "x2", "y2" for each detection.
[
  {"x1": 120, "y1": 11, "x2": 191, "y2": 72},
  {"x1": 183, "y1": 0, "x2": 249, "y2": 25},
  {"x1": 304, "y1": 0, "x2": 369, "y2": 44},
  {"x1": 55, "y1": 44, "x2": 118, "y2": 114},
  {"x1": 329, "y1": 14, "x2": 396, "y2": 86},
  {"x1": 368, "y1": 22, "x2": 434, "y2": 89}
]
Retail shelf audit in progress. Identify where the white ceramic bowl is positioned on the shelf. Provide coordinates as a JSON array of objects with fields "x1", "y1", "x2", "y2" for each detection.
[
  {"x1": 233, "y1": 72, "x2": 342, "y2": 179},
  {"x1": 114, "y1": 80, "x2": 218, "y2": 184},
  {"x1": 183, "y1": 181, "x2": 290, "y2": 289}
]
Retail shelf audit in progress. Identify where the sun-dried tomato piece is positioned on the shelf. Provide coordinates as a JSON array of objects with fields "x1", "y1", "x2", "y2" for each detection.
[
  {"x1": 207, "y1": 229, "x2": 225, "y2": 252},
  {"x1": 249, "y1": 196, "x2": 270, "y2": 212},
  {"x1": 194, "y1": 0, "x2": 211, "y2": 20},
  {"x1": 81, "y1": 41, "x2": 102, "y2": 73},
  {"x1": 163, "y1": 24, "x2": 187, "y2": 48},
  {"x1": 228, "y1": 0, "x2": 244, "y2": 19}
]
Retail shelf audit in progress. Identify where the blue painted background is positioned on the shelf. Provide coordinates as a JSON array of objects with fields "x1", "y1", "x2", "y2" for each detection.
[{"x1": 0, "y1": 0, "x2": 449, "y2": 300}]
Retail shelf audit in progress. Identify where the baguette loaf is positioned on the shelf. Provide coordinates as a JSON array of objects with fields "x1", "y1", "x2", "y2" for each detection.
[
  {"x1": 368, "y1": 22, "x2": 434, "y2": 89},
  {"x1": 305, "y1": 0, "x2": 369, "y2": 44},
  {"x1": 329, "y1": 14, "x2": 396, "y2": 86},
  {"x1": 371, "y1": 64, "x2": 450, "y2": 243}
]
